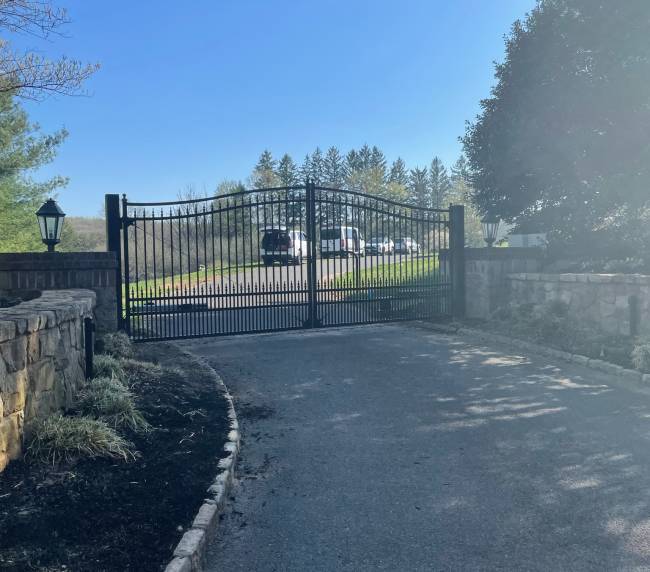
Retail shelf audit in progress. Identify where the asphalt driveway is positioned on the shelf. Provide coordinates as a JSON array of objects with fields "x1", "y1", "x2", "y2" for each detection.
[{"x1": 183, "y1": 323, "x2": 650, "y2": 571}]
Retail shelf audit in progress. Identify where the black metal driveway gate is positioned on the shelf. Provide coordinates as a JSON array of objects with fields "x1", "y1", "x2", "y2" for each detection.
[{"x1": 106, "y1": 183, "x2": 465, "y2": 341}]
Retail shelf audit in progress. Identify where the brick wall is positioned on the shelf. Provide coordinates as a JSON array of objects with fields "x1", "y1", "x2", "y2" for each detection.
[
  {"x1": 0, "y1": 252, "x2": 118, "y2": 333},
  {"x1": 0, "y1": 289, "x2": 95, "y2": 472}
]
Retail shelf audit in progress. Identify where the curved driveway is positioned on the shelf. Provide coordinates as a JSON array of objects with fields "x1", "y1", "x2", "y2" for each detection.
[{"x1": 183, "y1": 323, "x2": 650, "y2": 571}]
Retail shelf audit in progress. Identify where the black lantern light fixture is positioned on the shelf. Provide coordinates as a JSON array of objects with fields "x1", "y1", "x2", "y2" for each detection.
[
  {"x1": 36, "y1": 198, "x2": 66, "y2": 252},
  {"x1": 481, "y1": 215, "x2": 500, "y2": 247}
]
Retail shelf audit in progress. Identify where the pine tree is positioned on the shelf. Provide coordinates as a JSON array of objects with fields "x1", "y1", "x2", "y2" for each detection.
[
  {"x1": 358, "y1": 144, "x2": 372, "y2": 171},
  {"x1": 323, "y1": 146, "x2": 344, "y2": 187},
  {"x1": 276, "y1": 154, "x2": 299, "y2": 186},
  {"x1": 408, "y1": 167, "x2": 429, "y2": 208},
  {"x1": 429, "y1": 157, "x2": 451, "y2": 209},
  {"x1": 451, "y1": 155, "x2": 470, "y2": 188},
  {"x1": 0, "y1": 91, "x2": 70, "y2": 252},
  {"x1": 299, "y1": 154, "x2": 311, "y2": 183},
  {"x1": 309, "y1": 147, "x2": 324, "y2": 184},
  {"x1": 251, "y1": 150, "x2": 279, "y2": 189},
  {"x1": 344, "y1": 150, "x2": 361, "y2": 188},
  {"x1": 369, "y1": 146, "x2": 387, "y2": 175},
  {"x1": 389, "y1": 158, "x2": 408, "y2": 186}
]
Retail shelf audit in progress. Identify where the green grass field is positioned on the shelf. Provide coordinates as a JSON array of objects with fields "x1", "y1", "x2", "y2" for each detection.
[
  {"x1": 124, "y1": 261, "x2": 261, "y2": 298},
  {"x1": 330, "y1": 256, "x2": 441, "y2": 289}
]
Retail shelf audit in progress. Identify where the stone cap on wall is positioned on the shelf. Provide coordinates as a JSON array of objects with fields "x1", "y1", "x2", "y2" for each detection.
[
  {"x1": 0, "y1": 289, "x2": 96, "y2": 342},
  {"x1": 0, "y1": 252, "x2": 117, "y2": 271},
  {"x1": 507, "y1": 273, "x2": 650, "y2": 285}
]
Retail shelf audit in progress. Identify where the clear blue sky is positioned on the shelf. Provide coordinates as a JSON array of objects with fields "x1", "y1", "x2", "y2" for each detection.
[{"x1": 19, "y1": 0, "x2": 535, "y2": 216}]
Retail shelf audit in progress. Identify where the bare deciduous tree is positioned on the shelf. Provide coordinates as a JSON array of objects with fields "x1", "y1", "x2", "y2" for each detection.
[{"x1": 0, "y1": 0, "x2": 98, "y2": 99}]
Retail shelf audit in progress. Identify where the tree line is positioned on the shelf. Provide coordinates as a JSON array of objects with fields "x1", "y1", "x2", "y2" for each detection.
[
  {"x1": 245, "y1": 145, "x2": 470, "y2": 211},
  {"x1": 222, "y1": 146, "x2": 483, "y2": 246}
]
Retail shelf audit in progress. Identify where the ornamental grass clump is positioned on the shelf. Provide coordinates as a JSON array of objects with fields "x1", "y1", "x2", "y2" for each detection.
[
  {"x1": 26, "y1": 414, "x2": 137, "y2": 464},
  {"x1": 78, "y1": 376, "x2": 150, "y2": 433},
  {"x1": 97, "y1": 331, "x2": 134, "y2": 359},
  {"x1": 93, "y1": 354, "x2": 126, "y2": 384},
  {"x1": 120, "y1": 358, "x2": 164, "y2": 387}
]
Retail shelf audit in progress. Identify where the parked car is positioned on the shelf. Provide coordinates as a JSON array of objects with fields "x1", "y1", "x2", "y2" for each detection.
[
  {"x1": 394, "y1": 237, "x2": 421, "y2": 255},
  {"x1": 366, "y1": 237, "x2": 394, "y2": 255},
  {"x1": 320, "y1": 226, "x2": 365, "y2": 257},
  {"x1": 259, "y1": 227, "x2": 308, "y2": 266}
]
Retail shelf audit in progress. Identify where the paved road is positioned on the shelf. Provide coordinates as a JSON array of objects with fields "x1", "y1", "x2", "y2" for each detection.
[{"x1": 183, "y1": 323, "x2": 650, "y2": 571}]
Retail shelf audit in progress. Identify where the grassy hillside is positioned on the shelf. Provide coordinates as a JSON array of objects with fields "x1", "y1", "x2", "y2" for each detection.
[{"x1": 62, "y1": 217, "x2": 105, "y2": 252}]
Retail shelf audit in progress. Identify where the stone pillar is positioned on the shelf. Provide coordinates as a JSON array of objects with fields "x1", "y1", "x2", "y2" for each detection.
[
  {"x1": 0, "y1": 252, "x2": 118, "y2": 333},
  {"x1": 465, "y1": 248, "x2": 543, "y2": 319}
]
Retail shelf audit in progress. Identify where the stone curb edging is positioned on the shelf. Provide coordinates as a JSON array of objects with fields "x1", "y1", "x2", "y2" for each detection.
[
  {"x1": 164, "y1": 350, "x2": 240, "y2": 572},
  {"x1": 419, "y1": 322, "x2": 650, "y2": 387}
]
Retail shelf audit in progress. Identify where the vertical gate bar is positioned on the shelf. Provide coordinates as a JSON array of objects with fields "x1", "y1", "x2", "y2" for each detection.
[
  {"x1": 255, "y1": 195, "x2": 261, "y2": 330},
  {"x1": 211, "y1": 204, "x2": 216, "y2": 335},
  {"x1": 305, "y1": 180, "x2": 318, "y2": 328},
  {"x1": 301, "y1": 186, "x2": 307, "y2": 326},
  {"x1": 185, "y1": 207, "x2": 190, "y2": 338},
  {"x1": 152, "y1": 209, "x2": 158, "y2": 339},
  {"x1": 169, "y1": 209, "x2": 175, "y2": 340},
  {"x1": 160, "y1": 209, "x2": 167, "y2": 339},
  {"x1": 449, "y1": 204, "x2": 465, "y2": 319},
  {"x1": 120, "y1": 195, "x2": 131, "y2": 336},
  {"x1": 261, "y1": 194, "x2": 267, "y2": 331},
  {"x1": 285, "y1": 189, "x2": 291, "y2": 330},
  {"x1": 248, "y1": 196, "x2": 254, "y2": 332},
  {"x1": 133, "y1": 209, "x2": 139, "y2": 339},
  {"x1": 105, "y1": 194, "x2": 124, "y2": 331}
]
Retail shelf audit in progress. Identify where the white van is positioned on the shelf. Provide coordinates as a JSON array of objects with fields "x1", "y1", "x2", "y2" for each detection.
[
  {"x1": 320, "y1": 226, "x2": 365, "y2": 258},
  {"x1": 259, "y1": 227, "x2": 308, "y2": 266}
]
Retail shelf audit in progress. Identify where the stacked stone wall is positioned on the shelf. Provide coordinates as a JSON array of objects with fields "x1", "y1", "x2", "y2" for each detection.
[
  {"x1": 0, "y1": 290, "x2": 95, "y2": 472},
  {"x1": 507, "y1": 273, "x2": 650, "y2": 337}
]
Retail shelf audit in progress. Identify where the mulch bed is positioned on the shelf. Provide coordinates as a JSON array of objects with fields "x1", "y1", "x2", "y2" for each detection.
[{"x1": 0, "y1": 343, "x2": 230, "y2": 572}]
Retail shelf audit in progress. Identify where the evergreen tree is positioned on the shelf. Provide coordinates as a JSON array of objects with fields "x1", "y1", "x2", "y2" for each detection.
[
  {"x1": 299, "y1": 154, "x2": 311, "y2": 183},
  {"x1": 276, "y1": 154, "x2": 299, "y2": 186},
  {"x1": 323, "y1": 146, "x2": 344, "y2": 187},
  {"x1": 251, "y1": 150, "x2": 279, "y2": 189},
  {"x1": 448, "y1": 155, "x2": 484, "y2": 247},
  {"x1": 369, "y1": 146, "x2": 387, "y2": 176},
  {"x1": 389, "y1": 158, "x2": 409, "y2": 187},
  {"x1": 344, "y1": 149, "x2": 361, "y2": 188},
  {"x1": 309, "y1": 147, "x2": 324, "y2": 184},
  {"x1": 384, "y1": 181, "x2": 408, "y2": 202},
  {"x1": 358, "y1": 144, "x2": 372, "y2": 171},
  {"x1": 408, "y1": 167, "x2": 429, "y2": 208},
  {"x1": 0, "y1": 91, "x2": 70, "y2": 252},
  {"x1": 450, "y1": 155, "x2": 470, "y2": 187},
  {"x1": 429, "y1": 157, "x2": 451, "y2": 209}
]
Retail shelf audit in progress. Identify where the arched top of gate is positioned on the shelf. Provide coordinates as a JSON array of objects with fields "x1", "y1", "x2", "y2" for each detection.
[
  {"x1": 313, "y1": 185, "x2": 451, "y2": 214},
  {"x1": 123, "y1": 184, "x2": 452, "y2": 215}
]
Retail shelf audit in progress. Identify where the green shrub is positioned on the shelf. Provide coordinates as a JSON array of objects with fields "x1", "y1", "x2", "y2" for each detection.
[
  {"x1": 26, "y1": 414, "x2": 137, "y2": 464},
  {"x1": 93, "y1": 354, "x2": 126, "y2": 384},
  {"x1": 97, "y1": 332, "x2": 134, "y2": 359},
  {"x1": 632, "y1": 340, "x2": 650, "y2": 373},
  {"x1": 120, "y1": 358, "x2": 164, "y2": 387},
  {"x1": 77, "y1": 376, "x2": 150, "y2": 433}
]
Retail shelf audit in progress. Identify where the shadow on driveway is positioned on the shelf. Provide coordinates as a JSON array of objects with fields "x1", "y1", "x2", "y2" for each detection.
[{"x1": 182, "y1": 323, "x2": 650, "y2": 571}]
